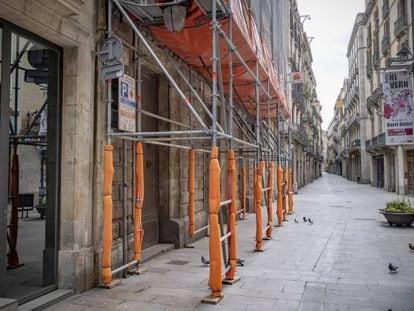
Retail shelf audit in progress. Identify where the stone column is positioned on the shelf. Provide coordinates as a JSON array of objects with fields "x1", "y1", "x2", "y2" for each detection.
[{"x1": 396, "y1": 146, "x2": 405, "y2": 194}]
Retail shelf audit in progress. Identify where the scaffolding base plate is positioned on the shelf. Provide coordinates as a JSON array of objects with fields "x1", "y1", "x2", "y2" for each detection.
[
  {"x1": 98, "y1": 279, "x2": 121, "y2": 289},
  {"x1": 254, "y1": 247, "x2": 266, "y2": 252},
  {"x1": 129, "y1": 266, "x2": 148, "y2": 275},
  {"x1": 184, "y1": 244, "x2": 195, "y2": 248},
  {"x1": 201, "y1": 294, "x2": 224, "y2": 304},
  {"x1": 274, "y1": 224, "x2": 283, "y2": 227},
  {"x1": 222, "y1": 276, "x2": 241, "y2": 285},
  {"x1": 263, "y1": 237, "x2": 272, "y2": 240}
]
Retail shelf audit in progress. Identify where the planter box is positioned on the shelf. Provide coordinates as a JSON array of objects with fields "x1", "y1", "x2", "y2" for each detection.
[{"x1": 379, "y1": 210, "x2": 414, "y2": 227}]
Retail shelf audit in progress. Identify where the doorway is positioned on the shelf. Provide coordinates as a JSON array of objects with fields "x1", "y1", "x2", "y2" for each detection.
[
  {"x1": 407, "y1": 151, "x2": 414, "y2": 193},
  {"x1": 0, "y1": 21, "x2": 61, "y2": 303},
  {"x1": 141, "y1": 66, "x2": 160, "y2": 249},
  {"x1": 374, "y1": 155, "x2": 384, "y2": 188}
]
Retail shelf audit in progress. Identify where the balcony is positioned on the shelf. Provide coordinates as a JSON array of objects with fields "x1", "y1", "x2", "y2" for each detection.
[
  {"x1": 346, "y1": 113, "x2": 360, "y2": 129},
  {"x1": 394, "y1": 15, "x2": 407, "y2": 37},
  {"x1": 349, "y1": 139, "x2": 361, "y2": 152},
  {"x1": 292, "y1": 84, "x2": 305, "y2": 111},
  {"x1": 382, "y1": 2, "x2": 390, "y2": 18},
  {"x1": 381, "y1": 35, "x2": 390, "y2": 54},
  {"x1": 365, "y1": 132, "x2": 386, "y2": 152},
  {"x1": 292, "y1": 124, "x2": 308, "y2": 146}
]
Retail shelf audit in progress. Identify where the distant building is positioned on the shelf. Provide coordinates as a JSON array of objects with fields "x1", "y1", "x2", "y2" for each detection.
[{"x1": 328, "y1": 0, "x2": 414, "y2": 193}]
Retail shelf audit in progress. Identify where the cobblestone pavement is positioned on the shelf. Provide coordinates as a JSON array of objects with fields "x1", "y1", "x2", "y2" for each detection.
[{"x1": 47, "y1": 173, "x2": 414, "y2": 311}]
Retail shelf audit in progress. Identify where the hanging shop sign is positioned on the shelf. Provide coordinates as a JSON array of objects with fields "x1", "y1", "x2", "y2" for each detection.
[
  {"x1": 118, "y1": 74, "x2": 136, "y2": 132},
  {"x1": 382, "y1": 70, "x2": 414, "y2": 145}
]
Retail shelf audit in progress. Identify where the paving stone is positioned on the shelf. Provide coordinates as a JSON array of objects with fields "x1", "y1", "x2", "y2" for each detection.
[{"x1": 46, "y1": 174, "x2": 414, "y2": 310}]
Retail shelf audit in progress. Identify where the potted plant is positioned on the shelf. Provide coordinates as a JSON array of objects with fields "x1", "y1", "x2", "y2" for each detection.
[{"x1": 380, "y1": 198, "x2": 414, "y2": 227}]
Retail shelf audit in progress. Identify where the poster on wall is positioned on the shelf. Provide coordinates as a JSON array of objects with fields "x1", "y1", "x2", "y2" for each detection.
[
  {"x1": 382, "y1": 70, "x2": 414, "y2": 145},
  {"x1": 118, "y1": 74, "x2": 136, "y2": 132}
]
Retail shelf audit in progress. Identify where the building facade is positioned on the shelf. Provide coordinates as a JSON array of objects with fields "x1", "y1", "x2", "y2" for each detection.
[
  {"x1": 328, "y1": 0, "x2": 414, "y2": 194},
  {"x1": 0, "y1": 0, "x2": 322, "y2": 306},
  {"x1": 288, "y1": 0, "x2": 323, "y2": 192}
]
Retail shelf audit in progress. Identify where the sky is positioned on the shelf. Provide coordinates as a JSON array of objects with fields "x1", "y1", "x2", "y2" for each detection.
[{"x1": 296, "y1": 0, "x2": 365, "y2": 130}]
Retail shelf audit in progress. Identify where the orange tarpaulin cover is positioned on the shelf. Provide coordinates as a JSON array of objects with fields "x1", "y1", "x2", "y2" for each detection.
[{"x1": 140, "y1": 0, "x2": 289, "y2": 120}]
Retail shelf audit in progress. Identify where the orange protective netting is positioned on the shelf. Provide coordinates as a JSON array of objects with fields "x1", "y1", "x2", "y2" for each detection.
[{"x1": 129, "y1": 0, "x2": 290, "y2": 120}]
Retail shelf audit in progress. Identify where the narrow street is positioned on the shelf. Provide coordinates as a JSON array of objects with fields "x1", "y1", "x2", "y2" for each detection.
[{"x1": 48, "y1": 174, "x2": 414, "y2": 311}]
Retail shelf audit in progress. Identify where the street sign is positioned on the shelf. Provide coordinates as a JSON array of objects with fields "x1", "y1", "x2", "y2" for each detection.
[
  {"x1": 118, "y1": 74, "x2": 136, "y2": 132},
  {"x1": 100, "y1": 62, "x2": 124, "y2": 80},
  {"x1": 99, "y1": 36, "x2": 125, "y2": 80},
  {"x1": 100, "y1": 36, "x2": 123, "y2": 65}
]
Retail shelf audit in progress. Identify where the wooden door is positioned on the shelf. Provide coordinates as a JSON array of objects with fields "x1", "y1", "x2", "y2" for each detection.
[{"x1": 141, "y1": 66, "x2": 159, "y2": 249}]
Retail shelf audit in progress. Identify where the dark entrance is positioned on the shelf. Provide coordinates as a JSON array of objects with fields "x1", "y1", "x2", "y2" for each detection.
[
  {"x1": 0, "y1": 21, "x2": 61, "y2": 303},
  {"x1": 374, "y1": 155, "x2": 384, "y2": 188},
  {"x1": 141, "y1": 66, "x2": 160, "y2": 249}
]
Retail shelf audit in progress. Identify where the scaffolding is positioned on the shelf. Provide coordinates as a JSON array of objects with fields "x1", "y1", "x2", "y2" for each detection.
[{"x1": 101, "y1": 0, "x2": 294, "y2": 303}]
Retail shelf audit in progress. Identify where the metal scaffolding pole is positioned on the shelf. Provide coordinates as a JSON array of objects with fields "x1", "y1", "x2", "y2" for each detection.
[{"x1": 112, "y1": 0, "x2": 209, "y2": 133}]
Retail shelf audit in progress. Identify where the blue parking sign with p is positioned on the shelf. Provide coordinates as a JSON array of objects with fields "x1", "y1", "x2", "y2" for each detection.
[{"x1": 121, "y1": 81, "x2": 129, "y2": 98}]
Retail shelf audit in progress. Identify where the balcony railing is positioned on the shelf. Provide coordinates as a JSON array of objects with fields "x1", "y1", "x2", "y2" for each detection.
[
  {"x1": 365, "y1": 132, "x2": 386, "y2": 151},
  {"x1": 394, "y1": 15, "x2": 407, "y2": 37},
  {"x1": 350, "y1": 139, "x2": 361, "y2": 151},
  {"x1": 347, "y1": 113, "x2": 360, "y2": 129},
  {"x1": 381, "y1": 35, "x2": 390, "y2": 54}
]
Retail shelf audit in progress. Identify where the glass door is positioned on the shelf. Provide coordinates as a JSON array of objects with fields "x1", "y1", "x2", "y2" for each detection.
[{"x1": 0, "y1": 20, "x2": 61, "y2": 304}]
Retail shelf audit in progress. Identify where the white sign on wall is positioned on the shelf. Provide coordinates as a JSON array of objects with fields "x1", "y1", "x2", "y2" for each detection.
[
  {"x1": 382, "y1": 70, "x2": 414, "y2": 145},
  {"x1": 118, "y1": 74, "x2": 136, "y2": 132}
]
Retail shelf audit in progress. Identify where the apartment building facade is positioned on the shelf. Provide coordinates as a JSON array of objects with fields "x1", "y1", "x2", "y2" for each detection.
[
  {"x1": 288, "y1": 0, "x2": 323, "y2": 192},
  {"x1": 328, "y1": 0, "x2": 414, "y2": 194}
]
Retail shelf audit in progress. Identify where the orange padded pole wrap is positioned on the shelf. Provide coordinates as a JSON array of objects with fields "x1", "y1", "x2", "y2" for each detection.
[
  {"x1": 255, "y1": 161, "x2": 264, "y2": 251},
  {"x1": 134, "y1": 142, "x2": 145, "y2": 261},
  {"x1": 208, "y1": 147, "x2": 222, "y2": 297},
  {"x1": 266, "y1": 162, "x2": 274, "y2": 238},
  {"x1": 253, "y1": 167, "x2": 256, "y2": 218},
  {"x1": 288, "y1": 168, "x2": 293, "y2": 214},
  {"x1": 241, "y1": 166, "x2": 246, "y2": 220},
  {"x1": 276, "y1": 165, "x2": 283, "y2": 226},
  {"x1": 102, "y1": 144, "x2": 114, "y2": 285},
  {"x1": 282, "y1": 168, "x2": 287, "y2": 220},
  {"x1": 7, "y1": 153, "x2": 20, "y2": 268},
  {"x1": 188, "y1": 149, "x2": 195, "y2": 236},
  {"x1": 225, "y1": 150, "x2": 237, "y2": 280}
]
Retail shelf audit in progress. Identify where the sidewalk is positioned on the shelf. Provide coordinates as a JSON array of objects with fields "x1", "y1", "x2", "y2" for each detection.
[{"x1": 47, "y1": 174, "x2": 414, "y2": 311}]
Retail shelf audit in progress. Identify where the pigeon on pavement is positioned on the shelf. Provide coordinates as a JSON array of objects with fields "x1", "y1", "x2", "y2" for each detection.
[
  {"x1": 409, "y1": 243, "x2": 414, "y2": 251},
  {"x1": 201, "y1": 256, "x2": 210, "y2": 266},
  {"x1": 388, "y1": 263, "x2": 398, "y2": 273},
  {"x1": 303, "y1": 217, "x2": 307, "y2": 222},
  {"x1": 236, "y1": 258, "x2": 245, "y2": 266},
  {"x1": 294, "y1": 218, "x2": 299, "y2": 223},
  {"x1": 308, "y1": 218, "x2": 314, "y2": 224}
]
